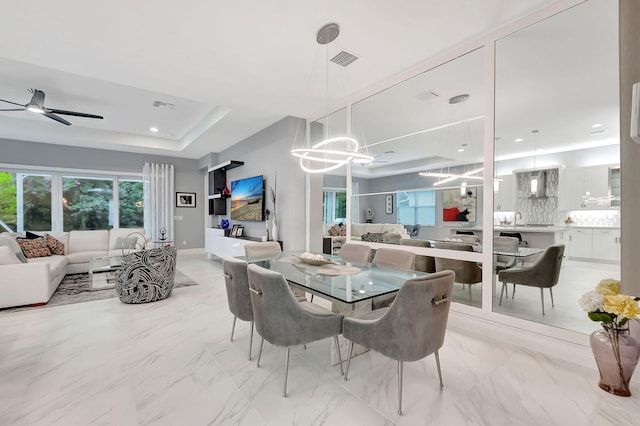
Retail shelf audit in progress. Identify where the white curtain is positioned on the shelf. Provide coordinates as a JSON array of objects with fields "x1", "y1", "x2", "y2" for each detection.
[
  {"x1": 351, "y1": 180, "x2": 360, "y2": 223},
  {"x1": 143, "y1": 163, "x2": 175, "y2": 241}
]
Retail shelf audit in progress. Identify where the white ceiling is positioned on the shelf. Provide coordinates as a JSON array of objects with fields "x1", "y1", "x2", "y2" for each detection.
[{"x1": 0, "y1": 0, "x2": 565, "y2": 159}]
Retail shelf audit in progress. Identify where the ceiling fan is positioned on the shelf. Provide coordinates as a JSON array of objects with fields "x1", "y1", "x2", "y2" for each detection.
[{"x1": 0, "y1": 88, "x2": 103, "y2": 126}]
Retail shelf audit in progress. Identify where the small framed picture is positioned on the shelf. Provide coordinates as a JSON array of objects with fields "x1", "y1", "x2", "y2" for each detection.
[
  {"x1": 236, "y1": 227, "x2": 244, "y2": 237},
  {"x1": 231, "y1": 224, "x2": 240, "y2": 236},
  {"x1": 385, "y1": 194, "x2": 393, "y2": 214},
  {"x1": 176, "y1": 192, "x2": 196, "y2": 208}
]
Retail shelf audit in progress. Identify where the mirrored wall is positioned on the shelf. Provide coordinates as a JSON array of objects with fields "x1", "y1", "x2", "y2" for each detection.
[
  {"x1": 315, "y1": 0, "x2": 620, "y2": 330},
  {"x1": 492, "y1": 0, "x2": 620, "y2": 333}
]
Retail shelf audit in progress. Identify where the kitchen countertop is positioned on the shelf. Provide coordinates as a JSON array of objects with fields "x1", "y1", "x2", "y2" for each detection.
[{"x1": 452, "y1": 225, "x2": 620, "y2": 233}]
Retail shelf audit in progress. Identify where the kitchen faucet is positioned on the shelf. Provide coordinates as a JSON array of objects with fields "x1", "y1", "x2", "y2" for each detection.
[{"x1": 514, "y1": 211, "x2": 523, "y2": 227}]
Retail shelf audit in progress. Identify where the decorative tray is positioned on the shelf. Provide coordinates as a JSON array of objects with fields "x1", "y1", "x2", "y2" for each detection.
[{"x1": 294, "y1": 253, "x2": 335, "y2": 266}]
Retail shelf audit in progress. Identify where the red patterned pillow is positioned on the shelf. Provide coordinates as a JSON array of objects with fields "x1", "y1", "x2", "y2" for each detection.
[
  {"x1": 17, "y1": 237, "x2": 52, "y2": 258},
  {"x1": 44, "y1": 233, "x2": 65, "y2": 255}
]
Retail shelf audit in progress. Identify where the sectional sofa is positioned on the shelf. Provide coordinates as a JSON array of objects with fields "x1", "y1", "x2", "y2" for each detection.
[
  {"x1": 0, "y1": 228, "x2": 149, "y2": 309},
  {"x1": 323, "y1": 222, "x2": 410, "y2": 254}
]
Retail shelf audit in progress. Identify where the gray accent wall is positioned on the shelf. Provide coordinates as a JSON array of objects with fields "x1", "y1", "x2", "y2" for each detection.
[
  {"x1": 214, "y1": 116, "x2": 308, "y2": 252},
  {"x1": 0, "y1": 138, "x2": 205, "y2": 249}
]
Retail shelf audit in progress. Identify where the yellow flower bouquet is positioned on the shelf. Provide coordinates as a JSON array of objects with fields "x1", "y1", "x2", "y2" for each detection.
[{"x1": 579, "y1": 278, "x2": 640, "y2": 397}]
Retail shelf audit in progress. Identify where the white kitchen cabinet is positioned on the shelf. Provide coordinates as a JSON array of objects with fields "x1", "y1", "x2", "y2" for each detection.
[
  {"x1": 554, "y1": 229, "x2": 571, "y2": 258},
  {"x1": 494, "y1": 174, "x2": 515, "y2": 211},
  {"x1": 568, "y1": 228, "x2": 593, "y2": 259},
  {"x1": 559, "y1": 166, "x2": 611, "y2": 211},
  {"x1": 592, "y1": 229, "x2": 620, "y2": 262}
]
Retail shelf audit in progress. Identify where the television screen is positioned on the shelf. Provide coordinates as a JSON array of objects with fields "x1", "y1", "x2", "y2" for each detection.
[{"x1": 230, "y1": 175, "x2": 264, "y2": 221}]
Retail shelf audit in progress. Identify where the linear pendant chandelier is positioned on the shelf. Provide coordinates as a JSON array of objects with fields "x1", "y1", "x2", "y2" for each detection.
[{"x1": 291, "y1": 23, "x2": 373, "y2": 173}]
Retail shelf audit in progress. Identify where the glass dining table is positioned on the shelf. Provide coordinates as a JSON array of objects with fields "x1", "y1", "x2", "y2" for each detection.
[{"x1": 248, "y1": 252, "x2": 427, "y2": 306}]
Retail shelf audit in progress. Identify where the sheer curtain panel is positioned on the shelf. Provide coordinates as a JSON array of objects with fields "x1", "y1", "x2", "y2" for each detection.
[{"x1": 143, "y1": 163, "x2": 175, "y2": 242}]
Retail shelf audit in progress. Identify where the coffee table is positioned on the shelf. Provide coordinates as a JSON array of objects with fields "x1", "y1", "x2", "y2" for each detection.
[{"x1": 89, "y1": 255, "x2": 122, "y2": 290}]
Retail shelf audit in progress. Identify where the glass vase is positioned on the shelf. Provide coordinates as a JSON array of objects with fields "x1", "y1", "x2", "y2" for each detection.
[{"x1": 590, "y1": 326, "x2": 640, "y2": 397}]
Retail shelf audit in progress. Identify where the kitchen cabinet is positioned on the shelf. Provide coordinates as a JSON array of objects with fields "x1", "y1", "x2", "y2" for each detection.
[
  {"x1": 558, "y1": 166, "x2": 610, "y2": 211},
  {"x1": 494, "y1": 174, "x2": 515, "y2": 211},
  {"x1": 592, "y1": 229, "x2": 620, "y2": 262},
  {"x1": 568, "y1": 228, "x2": 593, "y2": 259}
]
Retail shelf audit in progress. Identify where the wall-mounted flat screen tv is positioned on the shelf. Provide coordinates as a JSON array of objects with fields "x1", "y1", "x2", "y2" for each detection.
[{"x1": 230, "y1": 175, "x2": 264, "y2": 221}]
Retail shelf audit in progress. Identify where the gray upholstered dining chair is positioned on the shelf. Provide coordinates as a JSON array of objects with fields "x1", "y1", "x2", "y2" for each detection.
[
  {"x1": 222, "y1": 257, "x2": 254, "y2": 360},
  {"x1": 493, "y1": 236, "x2": 519, "y2": 272},
  {"x1": 338, "y1": 243, "x2": 371, "y2": 264},
  {"x1": 246, "y1": 264, "x2": 345, "y2": 397},
  {"x1": 399, "y1": 239, "x2": 435, "y2": 273},
  {"x1": 434, "y1": 241, "x2": 482, "y2": 306},
  {"x1": 373, "y1": 247, "x2": 416, "y2": 271},
  {"x1": 244, "y1": 241, "x2": 282, "y2": 262},
  {"x1": 342, "y1": 270, "x2": 455, "y2": 415},
  {"x1": 371, "y1": 248, "x2": 416, "y2": 309},
  {"x1": 498, "y1": 244, "x2": 565, "y2": 315},
  {"x1": 245, "y1": 241, "x2": 306, "y2": 300}
]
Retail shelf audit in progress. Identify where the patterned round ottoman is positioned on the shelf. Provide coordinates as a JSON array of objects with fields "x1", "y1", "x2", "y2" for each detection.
[{"x1": 115, "y1": 246, "x2": 177, "y2": 304}]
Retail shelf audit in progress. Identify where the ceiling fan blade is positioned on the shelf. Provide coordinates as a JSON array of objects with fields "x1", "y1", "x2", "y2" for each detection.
[
  {"x1": 43, "y1": 112, "x2": 72, "y2": 126},
  {"x1": 0, "y1": 98, "x2": 25, "y2": 107},
  {"x1": 48, "y1": 108, "x2": 103, "y2": 120},
  {"x1": 0, "y1": 108, "x2": 26, "y2": 112}
]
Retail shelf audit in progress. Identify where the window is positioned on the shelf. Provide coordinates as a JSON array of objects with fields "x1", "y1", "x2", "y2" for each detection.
[
  {"x1": 0, "y1": 167, "x2": 143, "y2": 232},
  {"x1": 397, "y1": 190, "x2": 436, "y2": 226},
  {"x1": 323, "y1": 190, "x2": 346, "y2": 223},
  {"x1": 118, "y1": 179, "x2": 144, "y2": 227}
]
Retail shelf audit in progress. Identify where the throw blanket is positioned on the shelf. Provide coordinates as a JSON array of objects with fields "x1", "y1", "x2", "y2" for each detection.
[{"x1": 361, "y1": 232, "x2": 384, "y2": 243}]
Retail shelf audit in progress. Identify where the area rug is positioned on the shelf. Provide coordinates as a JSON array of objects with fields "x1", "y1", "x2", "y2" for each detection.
[{"x1": 0, "y1": 270, "x2": 198, "y2": 313}]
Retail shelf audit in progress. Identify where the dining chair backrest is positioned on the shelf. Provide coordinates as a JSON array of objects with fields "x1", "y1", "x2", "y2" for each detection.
[
  {"x1": 433, "y1": 241, "x2": 481, "y2": 284},
  {"x1": 494, "y1": 236, "x2": 519, "y2": 270},
  {"x1": 502, "y1": 244, "x2": 565, "y2": 288},
  {"x1": 222, "y1": 257, "x2": 253, "y2": 322},
  {"x1": 244, "y1": 241, "x2": 282, "y2": 262},
  {"x1": 373, "y1": 247, "x2": 416, "y2": 271},
  {"x1": 399, "y1": 238, "x2": 435, "y2": 273},
  {"x1": 499, "y1": 231, "x2": 528, "y2": 246},
  {"x1": 457, "y1": 235, "x2": 481, "y2": 244},
  {"x1": 246, "y1": 264, "x2": 343, "y2": 347},
  {"x1": 346, "y1": 270, "x2": 455, "y2": 362},
  {"x1": 339, "y1": 243, "x2": 371, "y2": 264}
]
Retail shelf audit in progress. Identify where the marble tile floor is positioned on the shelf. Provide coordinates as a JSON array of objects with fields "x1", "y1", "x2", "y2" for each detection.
[{"x1": 0, "y1": 252, "x2": 637, "y2": 425}]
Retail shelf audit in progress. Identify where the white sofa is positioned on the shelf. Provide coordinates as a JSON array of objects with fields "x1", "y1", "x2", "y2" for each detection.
[
  {"x1": 323, "y1": 223, "x2": 410, "y2": 253},
  {"x1": 0, "y1": 228, "x2": 149, "y2": 309}
]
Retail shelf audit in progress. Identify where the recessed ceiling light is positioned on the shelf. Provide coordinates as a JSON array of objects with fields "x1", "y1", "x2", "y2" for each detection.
[
  {"x1": 514, "y1": 138, "x2": 524, "y2": 142},
  {"x1": 592, "y1": 123, "x2": 603, "y2": 128},
  {"x1": 150, "y1": 127, "x2": 159, "y2": 132},
  {"x1": 457, "y1": 148, "x2": 465, "y2": 152}
]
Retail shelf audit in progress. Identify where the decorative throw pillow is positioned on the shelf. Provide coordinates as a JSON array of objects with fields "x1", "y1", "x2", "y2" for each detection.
[
  {"x1": 17, "y1": 237, "x2": 52, "y2": 258},
  {"x1": 44, "y1": 233, "x2": 65, "y2": 255},
  {"x1": 0, "y1": 235, "x2": 28, "y2": 263},
  {"x1": 25, "y1": 230, "x2": 41, "y2": 239},
  {"x1": 327, "y1": 224, "x2": 341, "y2": 236},
  {"x1": 114, "y1": 237, "x2": 138, "y2": 250},
  {"x1": 361, "y1": 232, "x2": 384, "y2": 243},
  {"x1": 338, "y1": 226, "x2": 347, "y2": 236},
  {"x1": 0, "y1": 246, "x2": 21, "y2": 265}
]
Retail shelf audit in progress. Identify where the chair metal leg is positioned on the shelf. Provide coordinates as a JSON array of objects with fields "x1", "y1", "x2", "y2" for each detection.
[
  {"x1": 257, "y1": 337, "x2": 264, "y2": 367},
  {"x1": 248, "y1": 321, "x2": 254, "y2": 361},
  {"x1": 344, "y1": 341, "x2": 354, "y2": 381},
  {"x1": 434, "y1": 350, "x2": 444, "y2": 388},
  {"x1": 283, "y1": 347, "x2": 290, "y2": 397},
  {"x1": 397, "y1": 361, "x2": 403, "y2": 416},
  {"x1": 310, "y1": 294, "x2": 314, "y2": 302},
  {"x1": 550, "y1": 288, "x2": 555, "y2": 308},
  {"x1": 230, "y1": 316, "x2": 237, "y2": 342},
  {"x1": 540, "y1": 288, "x2": 545, "y2": 315},
  {"x1": 512, "y1": 284, "x2": 516, "y2": 299},
  {"x1": 333, "y1": 335, "x2": 344, "y2": 376},
  {"x1": 499, "y1": 282, "x2": 506, "y2": 306}
]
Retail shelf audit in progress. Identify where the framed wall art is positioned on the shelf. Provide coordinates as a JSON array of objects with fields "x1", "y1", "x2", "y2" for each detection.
[{"x1": 176, "y1": 192, "x2": 196, "y2": 208}]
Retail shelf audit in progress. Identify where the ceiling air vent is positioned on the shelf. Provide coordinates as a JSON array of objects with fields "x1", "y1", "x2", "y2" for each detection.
[
  {"x1": 153, "y1": 101, "x2": 175, "y2": 109},
  {"x1": 331, "y1": 50, "x2": 359, "y2": 67}
]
